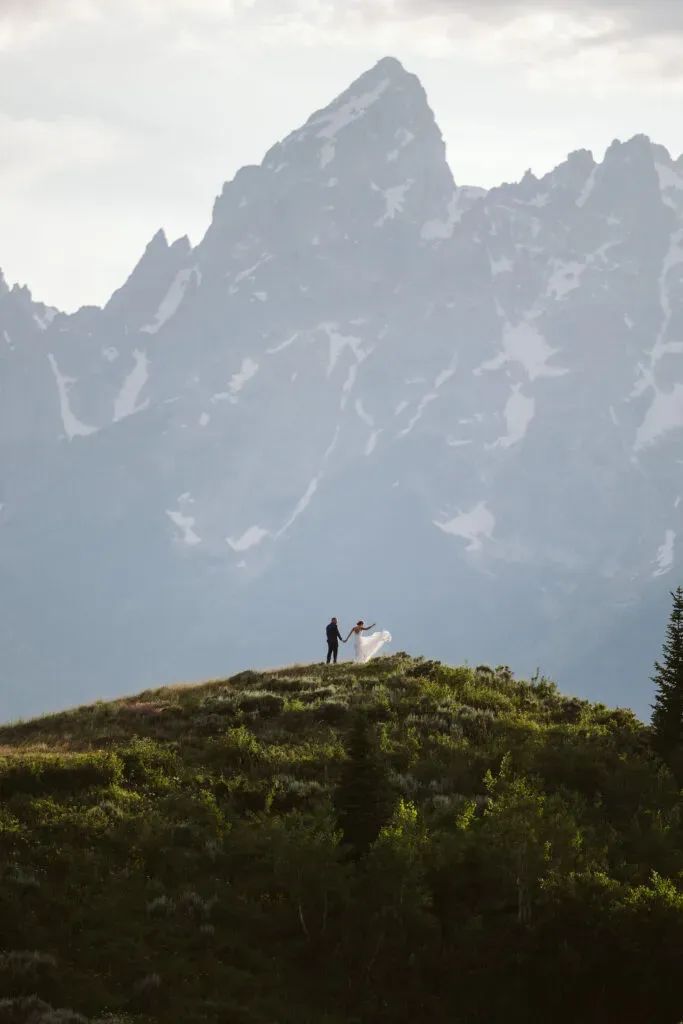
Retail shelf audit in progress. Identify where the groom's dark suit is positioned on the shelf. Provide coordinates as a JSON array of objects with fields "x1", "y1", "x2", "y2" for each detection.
[{"x1": 326, "y1": 621, "x2": 343, "y2": 664}]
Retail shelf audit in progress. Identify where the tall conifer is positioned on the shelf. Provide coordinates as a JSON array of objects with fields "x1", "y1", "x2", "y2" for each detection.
[
  {"x1": 652, "y1": 586, "x2": 683, "y2": 759},
  {"x1": 334, "y1": 714, "x2": 392, "y2": 858}
]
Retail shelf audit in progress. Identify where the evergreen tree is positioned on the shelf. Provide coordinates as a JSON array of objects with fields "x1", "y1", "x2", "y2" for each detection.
[
  {"x1": 333, "y1": 714, "x2": 392, "y2": 858},
  {"x1": 652, "y1": 586, "x2": 683, "y2": 760}
]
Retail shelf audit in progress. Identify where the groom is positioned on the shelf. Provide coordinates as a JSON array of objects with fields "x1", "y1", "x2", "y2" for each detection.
[{"x1": 325, "y1": 617, "x2": 344, "y2": 664}]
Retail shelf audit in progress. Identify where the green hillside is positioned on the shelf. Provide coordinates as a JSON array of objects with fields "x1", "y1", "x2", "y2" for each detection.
[{"x1": 0, "y1": 655, "x2": 681, "y2": 1024}]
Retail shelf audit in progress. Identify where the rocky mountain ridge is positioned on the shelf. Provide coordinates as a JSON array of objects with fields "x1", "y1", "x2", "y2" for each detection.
[{"x1": 1, "y1": 56, "x2": 681, "y2": 718}]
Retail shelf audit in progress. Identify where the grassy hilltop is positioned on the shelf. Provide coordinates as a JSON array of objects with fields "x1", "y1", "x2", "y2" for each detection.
[{"x1": 0, "y1": 654, "x2": 682, "y2": 1024}]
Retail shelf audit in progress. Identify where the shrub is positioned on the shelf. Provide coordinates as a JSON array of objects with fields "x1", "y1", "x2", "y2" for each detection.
[
  {"x1": 553, "y1": 698, "x2": 586, "y2": 725},
  {"x1": 456, "y1": 706, "x2": 497, "y2": 740},
  {"x1": 261, "y1": 676, "x2": 312, "y2": 694},
  {"x1": 0, "y1": 754, "x2": 122, "y2": 798},
  {"x1": 459, "y1": 684, "x2": 514, "y2": 713},
  {"x1": 389, "y1": 771, "x2": 420, "y2": 798},
  {"x1": 317, "y1": 701, "x2": 349, "y2": 724},
  {"x1": 2, "y1": 863, "x2": 40, "y2": 889},
  {"x1": 0, "y1": 953, "x2": 58, "y2": 1000},
  {"x1": 530, "y1": 675, "x2": 560, "y2": 700},
  {"x1": 214, "y1": 774, "x2": 272, "y2": 814},
  {"x1": 131, "y1": 973, "x2": 161, "y2": 1011},
  {"x1": 207, "y1": 726, "x2": 265, "y2": 771},
  {"x1": 271, "y1": 774, "x2": 326, "y2": 811},
  {"x1": 146, "y1": 894, "x2": 176, "y2": 918},
  {"x1": 405, "y1": 712, "x2": 454, "y2": 735},
  {"x1": 406, "y1": 660, "x2": 442, "y2": 679},
  {"x1": 118, "y1": 738, "x2": 177, "y2": 789},
  {"x1": 235, "y1": 692, "x2": 285, "y2": 718},
  {"x1": 176, "y1": 890, "x2": 216, "y2": 920},
  {"x1": 0, "y1": 996, "x2": 88, "y2": 1023},
  {"x1": 0, "y1": 951, "x2": 57, "y2": 977}
]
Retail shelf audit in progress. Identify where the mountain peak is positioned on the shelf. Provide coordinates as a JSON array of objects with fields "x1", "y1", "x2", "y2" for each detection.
[
  {"x1": 300, "y1": 54, "x2": 428, "y2": 134},
  {"x1": 357, "y1": 54, "x2": 412, "y2": 87},
  {"x1": 204, "y1": 55, "x2": 453, "y2": 249},
  {"x1": 372, "y1": 54, "x2": 406, "y2": 74},
  {"x1": 255, "y1": 54, "x2": 437, "y2": 174},
  {"x1": 147, "y1": 228, "x2": 169, "y2": 252},
  {"x1": 104, "y1": 227, "x2": 191, "y2": 319},
  {"x1": 604, "y1": 133, "x2": 655, "y2": 164}
]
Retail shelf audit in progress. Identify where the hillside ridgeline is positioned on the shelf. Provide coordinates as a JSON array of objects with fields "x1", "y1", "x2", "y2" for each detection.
[{"x1": 0, "y1": 655, "x2": 681, "y2": 1024}]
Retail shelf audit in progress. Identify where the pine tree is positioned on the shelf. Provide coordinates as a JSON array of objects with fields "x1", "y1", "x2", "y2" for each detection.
[
  {"x1": 652, "y1": 586, "x2": 683, "y2": 760},
  {"x1": 333, "y1": 714, "x2": 392, "y2": 858}
]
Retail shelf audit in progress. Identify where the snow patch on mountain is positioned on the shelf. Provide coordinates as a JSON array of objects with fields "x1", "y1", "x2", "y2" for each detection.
[
  {"x1": 47, "y1": 354, "x2": 98, "y2": 441},
  {"x1": 490, "y1": 255, "x2": 513, "y2": 276},
  {"x1": 387, "y1": 127, "x2": 415, "y2": 162},
  {"x1": 318, "y1": 78, "x2": 390, "y2": 139},
  {"x1": 434, "y1": 365, "x2": 456, "y2": 389},
  {"x1": 267, "y1": 332, "x2": 299, "y2": 355},
  {"x1": 296, "y1": 74, "x2": 389, "y2": 168},
  {"x1": 488, "y1": 385, "x2": 535, "y2": 449},
  {"x1": 398, "y1": 392, "x2": 437, "y2": 438},
  {"x1": 656, "y1": 163, "x2": 683, "y2": 209},
  {"x1": 635, "y1": 383, "x2": 683, "y2": 451},
  {"x1": 421, "y1": 188, "x2": 484, "y2": 241},
  {"x1": 476, "y1": 318, "x2": 568, "y2": 381},
  {"x1": 113, "y1": 350, "x2": 150, "y2": 422},
  {"x1": 140, "y1": 267, "x2": 199, "y2": 334},
  {"x1": 653, "y1": 529, "x2": 676, "y2": 576},
  {"x1": 546, "y1": 260, "x2": 585, "y2": 300},
  {"x1": 373, "y1": 180, "x2": 413, "y2": 226},
  {"x1": 213, "y1": 358, "x2": 259, "y2": 403},
  {"x1": 321, "y1": 323, "x2": 366, "y2": 376},
  {"x1": 229, "y1": 254, "x2": 272, "y2": 295},
  {"x1": 33, "y1": 308, "x2": 57, "y2": 331},
  {"x1": 277, "y1": 478, "x2": 318, "y2": 536},
  {"x1": 576, "y1": 165, "x2": 599, "y2": 207},
  {"x1": 227, "y1": 525, "x2": 270, "y2": 552},
  {"x1": 434, "y1": 502, "x2": 495, "y2": 552},
  {"x1": 166, "y1": 496, "x2": 201, "y2": 547},
  {"x1": 526, "y1": 192, "x2": 550, "y2": 208},
  {"x1": 365, "y1": 430, "x2": 381, "y2": 455},
  {"x1": 355, "y1": 398, "x2": 374, "y2": 427},
  {"x1": 652, "y1": 230, "x2": 683, "y2": 365}
]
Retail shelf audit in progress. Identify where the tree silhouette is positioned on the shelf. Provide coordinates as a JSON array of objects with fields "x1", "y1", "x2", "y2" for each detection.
[
  {"x1": 334, "y1": 714, "x2": 392, "y2": 858},
  {"x1": 652, "y1": 586, "x2": 683, "y2": 766}
]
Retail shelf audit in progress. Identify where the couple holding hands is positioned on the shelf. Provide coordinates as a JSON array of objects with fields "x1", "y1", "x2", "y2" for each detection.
[{"x1": 325, "y1": 617, "x2": 391, "y2": 665}]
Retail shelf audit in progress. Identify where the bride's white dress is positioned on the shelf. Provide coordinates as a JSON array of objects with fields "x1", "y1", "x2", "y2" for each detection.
[{"x1": 353, "y1": 629, "x2": 392, "y2": 664}]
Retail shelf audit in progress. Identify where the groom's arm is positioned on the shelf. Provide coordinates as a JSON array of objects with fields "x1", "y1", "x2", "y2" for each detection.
[{"x1": 336, "y1": 627, "x2": 344, "y2": 641}]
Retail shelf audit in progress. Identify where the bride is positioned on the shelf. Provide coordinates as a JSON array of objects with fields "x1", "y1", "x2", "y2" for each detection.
[{"x1": 344, "y1": 620, "x2": 392, "y2": 664}]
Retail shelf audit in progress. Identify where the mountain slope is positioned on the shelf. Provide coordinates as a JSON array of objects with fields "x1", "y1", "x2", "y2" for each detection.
[
  {"x1": 0, "y1": 656, "x2": 681, "y2": 1024},
  {"x1": 1, "y1": 57, "x2": 682, "y2": 719}
]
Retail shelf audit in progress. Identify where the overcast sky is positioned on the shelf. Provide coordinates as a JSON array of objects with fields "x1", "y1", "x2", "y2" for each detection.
[{"x1": 1, "y1": 0, "x2": 682, "y2": 311}]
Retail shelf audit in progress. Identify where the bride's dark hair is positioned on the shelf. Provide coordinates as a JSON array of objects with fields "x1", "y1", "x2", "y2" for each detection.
[{"x1": 357, "y1": 620, "x2": 363, "y2": 626}]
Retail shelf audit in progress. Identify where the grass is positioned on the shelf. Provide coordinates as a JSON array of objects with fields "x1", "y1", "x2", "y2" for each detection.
[{"x1": 0, "y1": 654, "x2": 678, "y2": 1024}]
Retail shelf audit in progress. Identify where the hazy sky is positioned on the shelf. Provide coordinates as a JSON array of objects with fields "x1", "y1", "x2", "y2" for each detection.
[{"x1": 1, "y1": 0, "x2": 682, "y2": 311}]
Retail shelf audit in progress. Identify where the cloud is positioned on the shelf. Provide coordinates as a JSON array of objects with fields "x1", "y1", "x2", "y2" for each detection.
[
  {"x1": 1, "y1": 0, "x2": 682, "y2": 311},
  {"x1": 3, "y1": 0, "x2": 683, "y2": 50},
  {"x1": 3, "y1": 0, "x2": 680, "y2": 85},
  {"x1": 303, "y1": 0, "x2": 683, "y2": 41}
]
